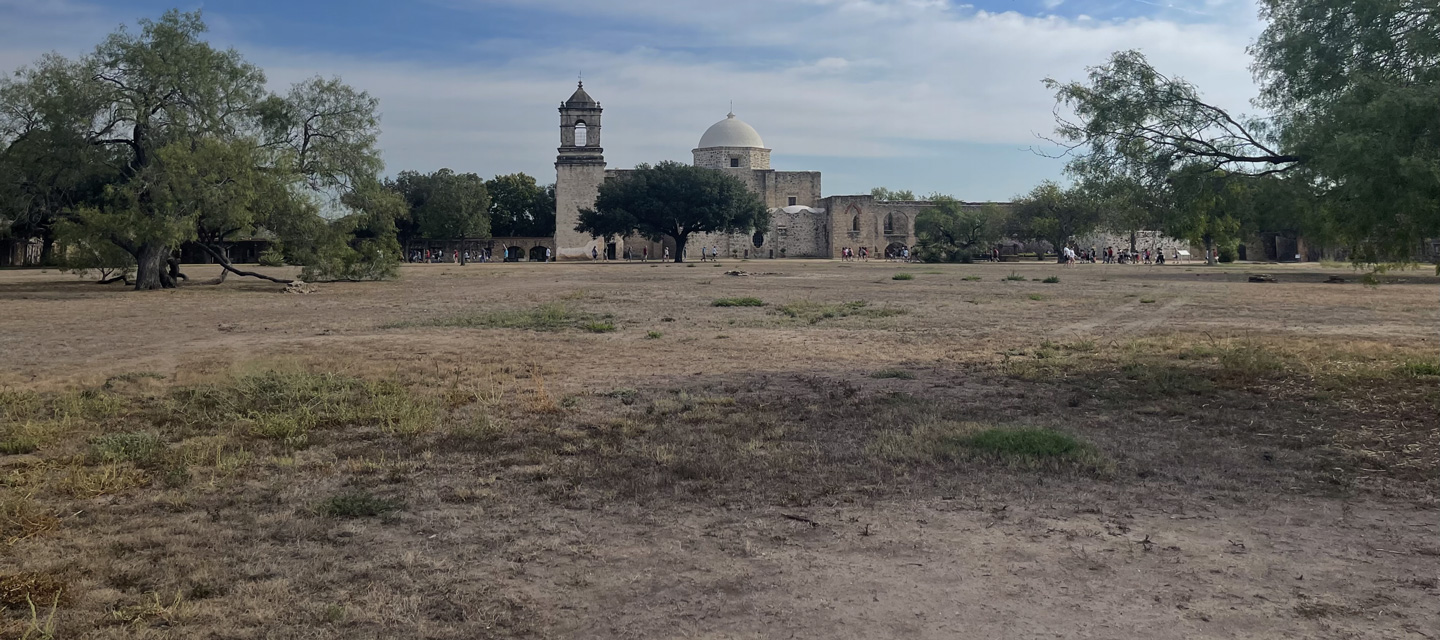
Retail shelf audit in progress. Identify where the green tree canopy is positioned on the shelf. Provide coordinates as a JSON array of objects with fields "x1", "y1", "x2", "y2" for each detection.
[
  {"x1": 1008, "y1": 182, "x2": 1102, "y2": 261},
  {"x1": 0, "y1": 10, "x2": 392, "y2": 288},
  {"x1": 870, "y1": 187, "x2": 916, "y2": 201},
  {"x1": 913, "y1": 196, "x2": 1009, "y2": 262},
  {"x1": 387, "y1": 169, "x2": 493, "y2": 263},
  {"x1": 1046, "y1": 0, "x2": 1440, "y2": 264},
  {"x1": 577, "y1": 161, "x2": 768, "y2": 263},
  {"x1": 486, "y1": 173, "x2": 555, "y2": 237}
]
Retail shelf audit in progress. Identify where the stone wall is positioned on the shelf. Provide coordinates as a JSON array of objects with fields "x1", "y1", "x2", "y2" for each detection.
[
  {"x1": 693, "y1": 146, "x2": 771, "y2": 170},
  {"x1": 821, "y1": 195, "x2": 921, "y2": 258},
  {"x1": 554, "y1": 161, "x2": 609, "y2": 260},
  {"x1": 1073, "y1": 230, "x2": 1194, "y2": 257}
]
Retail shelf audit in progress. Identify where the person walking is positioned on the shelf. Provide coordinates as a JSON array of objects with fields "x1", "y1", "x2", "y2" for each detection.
[
  {"x1": 642, "y1": 246, "x2": 648, "y2": 262},
  {"x1": 591, "y1": 246, "x2": 598, "y2": 261},
  {"x1": 545, "y1": 247, "x2": 551, "y2": 262}
]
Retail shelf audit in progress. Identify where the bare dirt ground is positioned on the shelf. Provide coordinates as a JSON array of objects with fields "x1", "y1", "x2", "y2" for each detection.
[{"x1": 1, "y1": 259, "x2": 1436, "y2": 639}]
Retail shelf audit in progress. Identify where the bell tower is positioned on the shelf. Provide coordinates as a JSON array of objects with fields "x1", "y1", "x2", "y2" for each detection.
[{"x1": 554, "y1": 81, "x2": 609, "y2": 260}]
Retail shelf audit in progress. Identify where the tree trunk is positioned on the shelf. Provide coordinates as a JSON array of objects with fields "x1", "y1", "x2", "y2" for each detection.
[
  {"x1": 673, "y1": 234, "x2": 687, "y2": 263},
  {"x1": 1204, "y1": 234, "x2": 1217, "y2": 266},
  {"x1": 459, "y1": 237, "x2": 467, "y2": 265},
  {"x1": 1129, "y1": 230, "x2": 1138, "y2": 253},
  {"x1": 39, "y1": 226, "x2": 57, "y2": 266},
  {"x1": 133, "y1": 243, "x2": 172, "y2": 291}
]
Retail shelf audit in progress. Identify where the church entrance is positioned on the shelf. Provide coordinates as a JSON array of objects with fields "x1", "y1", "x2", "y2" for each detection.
[
  {"x1": 529, "y1": 246, "x2": 547, "y2": 262},
  {"x1": 605, "y1": 242, "x2": 617, "y2": 260}
]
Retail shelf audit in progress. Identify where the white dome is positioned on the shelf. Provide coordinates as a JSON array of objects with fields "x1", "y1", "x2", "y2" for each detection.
[{"x1": 698, "y1": 112, "x2": 765, "y2": 148}]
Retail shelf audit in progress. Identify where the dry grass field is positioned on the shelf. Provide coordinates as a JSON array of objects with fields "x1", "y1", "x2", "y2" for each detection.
[{"x1": 1, "y1": 258, "x2": 1436, "y2": 639}]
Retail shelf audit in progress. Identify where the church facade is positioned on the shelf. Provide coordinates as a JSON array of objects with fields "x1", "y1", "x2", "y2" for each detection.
[{"x1": 553, "y1": 83, "x2": 931, "y2": 260}]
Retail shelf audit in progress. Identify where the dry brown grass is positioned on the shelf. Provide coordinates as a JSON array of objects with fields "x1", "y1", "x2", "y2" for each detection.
[{"x1": 0, "y1": 260, "x2": 1436, "y2": 638}]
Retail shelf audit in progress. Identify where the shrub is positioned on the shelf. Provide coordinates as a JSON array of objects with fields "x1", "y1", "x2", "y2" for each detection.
[
  {"x1": 318, "y1": 492, "x2": 400, "y2": 518},
  {"x1": 1140, "y1": 298, "x2": 1156, "y2": 304},
  {"x1": 1028, "y1": 294, "x2": 1045, "y2": 301},
  {"x1": 581, "y1": 321, "x2": 616, "y2": 333},
  {"x1": 645, "y1": 331, "x2": 663, "y2": 339},
  {"x1": 256, "y1": 247, "x2": 285, "y2": 267},
  {"x1": 1042, "y1": 276, "x2": 1060, "y2": 283},
  {"x1": 892, "y1": 273, "x2": 914, "y2": 281},
  {"x1": 711, "y1": 297, "x2": 764, "y2": 307},
  {"x1": 1217, "y1": 243, "x2": 1237, "y2": 263},
  {"x1": 1005, "y1": 273, "x2": 1027, "y2": 281}
]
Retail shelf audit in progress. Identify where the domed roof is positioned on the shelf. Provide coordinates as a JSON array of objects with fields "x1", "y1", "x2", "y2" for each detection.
[{"x1": 698, "y1": 112, "x2": 765, "y2": 149}]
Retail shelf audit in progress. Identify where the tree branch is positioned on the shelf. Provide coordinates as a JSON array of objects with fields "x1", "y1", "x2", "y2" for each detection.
[{"x1": 197, "y1": 243, "x2": 295, "y2": 284}]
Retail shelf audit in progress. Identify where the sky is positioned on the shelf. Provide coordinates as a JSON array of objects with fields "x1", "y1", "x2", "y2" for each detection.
[{"x1": 0, "y1": 0, "x2": 1268, "y2": 200}]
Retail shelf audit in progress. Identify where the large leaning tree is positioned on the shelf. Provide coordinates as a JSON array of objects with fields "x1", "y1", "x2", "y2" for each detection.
[
  {"x1": 1044, "y1": 0, "x2": 1439, "y2": 265},
  {"x1": 0, "y1": 10, "x2": 394, "y2": 289},
  {"x1": 576, "y1": 161, "x2": 769, "y2": 263}
]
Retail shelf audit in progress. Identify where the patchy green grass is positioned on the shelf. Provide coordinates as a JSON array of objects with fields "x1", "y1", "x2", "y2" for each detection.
[
  {"x1": 775, "y1": 300, "x2": 907, "y2": 324},
  {"x1": 892, "y1": 273, "x2": 914, "y2": 281},
  {"x1": 711, "y1": 297, "x2": 765, "y2": 307},
  {"x1": 1027, "y1": 294, "x2": 1046, "y2": 301},
  {"x1": 1398, "y1": 360, "x2": 1440, "y2": 377},
  {"x1": 89, "y1": 432, "x2": 165, "y2": 467},
  {"x1": 871, "y1": 422, "x2": 1109, "y2": 474},
  {"x1": 962, "y1": 276, "x2": 983, "y2": 281},
  {"x1": 1005, "y1": 273, "x2": 1027, "y2": 281},
  {"x1": 1042, "y1": 276, "x2": 1061, "y2": 283},
  {"x1": 318, "y1": 492, "x2": 401, "y2": 518},
  {"x1": 581, "y1": 321, "x2": 616, "y2": 333},
  {"x1": 1140, "y1": 298, "x2": 1157, "y2": 304},
  {"x1": 0, "y1": 437, "x2": 39, "y2": 455},
  {"x1": 869, "y1": 369, "x2": 916, "y2": 380},
  {"x1": 382, "y1": 303, "x2": 615, "y2": 333},
  {"x1": 645, "y1": 331, "x2": 663, "y2": 340}
]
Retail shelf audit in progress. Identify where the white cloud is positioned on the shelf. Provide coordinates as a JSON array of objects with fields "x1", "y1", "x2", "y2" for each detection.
[{"x1": 0, "y1": 0, "x2": 1267, "y2": 196}]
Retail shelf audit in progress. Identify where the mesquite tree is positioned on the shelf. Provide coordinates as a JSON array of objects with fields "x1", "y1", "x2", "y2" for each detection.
[
  {"x1": 1046, "y1": 0, "x2": 1440, "y2": 265},
  {"x1": 0, "y1": 10, "x2": 392, "y2": 289}
]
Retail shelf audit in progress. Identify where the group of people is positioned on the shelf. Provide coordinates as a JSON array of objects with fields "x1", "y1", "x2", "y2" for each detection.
[
  {"x1": 408, "y1": 247, "x2": 552, "y2": 263},
  {"x1": 840, "y1": 247, "x2": 870, "y2": 261},
  {"x1": 408, "y1": 249, "x2": 490, "y2": 263},
  {"x1": 1060, "y1": 245, "x2": 1177, "y2": 265}
]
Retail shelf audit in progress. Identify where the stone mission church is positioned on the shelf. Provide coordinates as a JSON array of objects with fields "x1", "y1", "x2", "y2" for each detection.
[{"x1": 553, "y1": 82, "x2": 937, "y2": 260}]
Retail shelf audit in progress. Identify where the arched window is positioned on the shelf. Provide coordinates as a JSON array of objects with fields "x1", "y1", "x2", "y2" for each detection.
[
  {"x1": 574, "y1": 122, "x2": 587, "y2": 146},
  {"x1": 884, "y1": 213, "x2": 895, "y2": 233},
  {"x1": 851, "y1": 215, "x2": 861, "y2": 232}
]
